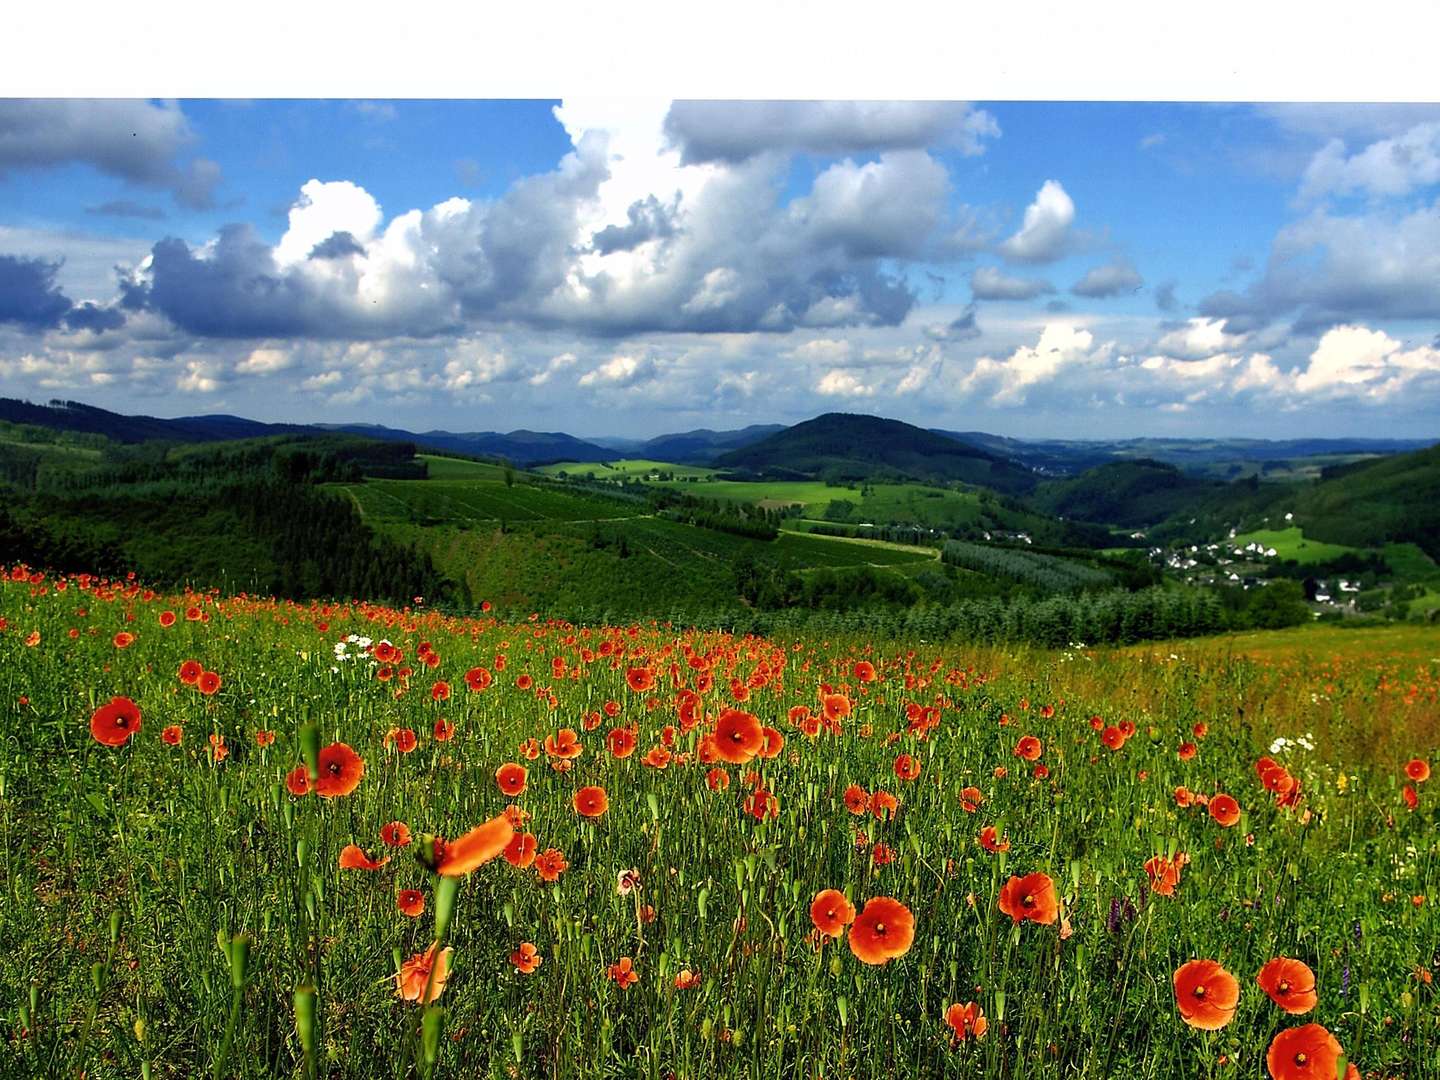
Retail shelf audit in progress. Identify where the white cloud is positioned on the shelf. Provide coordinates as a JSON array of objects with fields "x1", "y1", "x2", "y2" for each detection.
[
  {"x1": 1153, "y1": 317, "x2": 1249, "y2": 360},
  {"x1": 1071, "y1": 261, "x2": 1143, "y2": 298},
  {"x1": 1300, "y1": 122, "x2": 1440, "y2": 201},
  {"x1": 274, "y1": 179, "x2": 384, "y2": 268},
  {"x1": 528, "y1": 352, "x2": 578, "y2": 386},
  {"x1": 815, "y1": 369, "x2": 874, "y2": 397},
  {"x1": 998, "y1": 180, "x2": 1075, "y2": 264},
  {"x1": 970, "y1": 265, "x2": 1054, "y2": 301},
  {"x1": 235, "y1": 346, "x2": 293, "y2": 375},
  {"x1": 1293, "y1": 324, "x2": 1440, "y2": 399},
  {"x1": 578, "y1": 353, "x2": 657, "y2": 387},
  {"x1": 176, "y1": 359, "x2": 220, "y2": 393},
  {"x1": 962, "y1": 323, "x2": 1108, "y2": 405}
]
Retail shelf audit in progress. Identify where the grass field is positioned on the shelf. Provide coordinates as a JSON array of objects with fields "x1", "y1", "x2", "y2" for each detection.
[
  {"x1": 1, "y1": 569, "x2": 1436, "y2": 1079},
  {"x1": 536, "y1": 460, "x2": 720, "y2": 482},
  {"x1": 1229, "y1": 527, "x2": 1359, "y2": 565}
]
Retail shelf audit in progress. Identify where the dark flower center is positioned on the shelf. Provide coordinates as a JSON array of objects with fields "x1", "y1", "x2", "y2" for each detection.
[{"x1": 1193, "y1": 985, "x2": 1207, "y2": 998}]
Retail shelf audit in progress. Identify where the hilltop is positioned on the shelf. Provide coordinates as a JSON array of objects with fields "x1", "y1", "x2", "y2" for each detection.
[{"x1": 713, "y1": 413, "x2": 1040, "y2": 493}]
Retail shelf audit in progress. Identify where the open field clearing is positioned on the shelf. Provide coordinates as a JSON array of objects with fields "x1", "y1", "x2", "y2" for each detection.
[
  {"x1": 1229, "y1": 528, "x2": 1359, "y2": 565},
  {"x1": 1, "y1": 568, "x2": 1436, "y2": 1079}
]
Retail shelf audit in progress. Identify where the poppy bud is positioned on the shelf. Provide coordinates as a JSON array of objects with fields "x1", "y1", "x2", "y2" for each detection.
[
  {"x1": 298, "y1": 722, "x2": 320, "y2": 782},
  {"x1": 228, "y1": 933, "x2": 251, "y2": 989},
  {"x1": 293, "y1": 984, "x2": 317, "y2": 1064}
]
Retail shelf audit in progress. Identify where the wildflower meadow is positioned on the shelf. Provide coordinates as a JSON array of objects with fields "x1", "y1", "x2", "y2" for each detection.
[{"x1": 1, "y1": 565, "x2": 1436, "y2": 1078}]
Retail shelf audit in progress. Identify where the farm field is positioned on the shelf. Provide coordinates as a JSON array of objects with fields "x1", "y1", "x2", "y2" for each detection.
[
  {"x1": 536, "y1": 460, "x2": 721, "y2": 482},
  {"x1": 1, "y1": 568, "x2": 1436, "y2": 1079},
  {"x1": 1228, "y1": 527, "x2": 1359, "y2": 565}
]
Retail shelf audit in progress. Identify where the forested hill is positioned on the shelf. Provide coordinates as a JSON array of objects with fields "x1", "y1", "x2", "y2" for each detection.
[
  {"x1": 0, "y1": 432, "x2": 447, "y2": 604},
  {"x1": 713, "y1": 413, "x2": 1040, "y2": 493}
]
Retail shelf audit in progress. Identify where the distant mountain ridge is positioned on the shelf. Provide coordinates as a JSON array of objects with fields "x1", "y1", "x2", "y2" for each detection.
[{"x1": 0, "y1": 398, "x2": 616, "y2": 467}]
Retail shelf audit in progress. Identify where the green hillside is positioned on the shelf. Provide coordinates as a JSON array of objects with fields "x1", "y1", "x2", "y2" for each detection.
[
  {"x1": 713, "y1": 412, "x2": 1040, "y2": 493},
  {"x1": 1288, "y1": 444, "x2": 1440, "y2": 559}
]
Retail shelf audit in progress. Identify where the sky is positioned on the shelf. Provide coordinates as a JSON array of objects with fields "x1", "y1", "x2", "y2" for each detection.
[{"x1": 2, "y1": 98, "x2": 1439, "y2": 440}]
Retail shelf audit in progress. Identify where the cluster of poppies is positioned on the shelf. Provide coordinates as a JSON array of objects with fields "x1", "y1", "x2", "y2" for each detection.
[{"x1": 1174, "y1": 957, "x2": 1361, "y2": 1079}]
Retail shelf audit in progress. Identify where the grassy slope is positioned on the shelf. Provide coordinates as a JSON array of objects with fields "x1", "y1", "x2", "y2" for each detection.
[{"x1": 1228, "y1": 526, "x2": 1359, "y2": 564}]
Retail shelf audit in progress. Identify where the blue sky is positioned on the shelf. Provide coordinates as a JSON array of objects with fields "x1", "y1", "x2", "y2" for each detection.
[{"x1": 1, "y1": 99, "x2": 1438, "y2": 439}]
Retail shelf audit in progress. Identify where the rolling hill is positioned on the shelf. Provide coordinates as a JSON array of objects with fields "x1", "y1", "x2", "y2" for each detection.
[
  {"x1": 0, "y1": 398, "x2": 616, "y2": 467},
  {"x1": 713, "y1": 413, "x2": 1040, "y2": 493},
  {"x1": 637, "y1": 424, "x2": 786, "y2": 463}
]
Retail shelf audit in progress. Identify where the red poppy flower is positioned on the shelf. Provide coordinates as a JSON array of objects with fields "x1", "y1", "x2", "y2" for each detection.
[
  {"x1": 1257, "y1": 957, "x2": 1318, "y2": 1015},
  {"x1": 1403, "y1": 784, "x2": 1419, "y2": 810},
  {"x1": 433, "y1": 718, "x2": 454, "y2": 741},
  {"x1": 1173, "y1": 959, "x2": 1239, "y2": 1030},
  {"x1": 397, "y1": 889, "x2": 425, "y2": 917},
  {"x1": 90, "y1": 696, "x2": 142, "y2": 747},
  {"x1": 714, "y1": 708, "x2": 764, "y2": 764},
  {"x1": 158, "y1": 610, "x2": 176, "y2": 627},
  {"x1": 1208, "y1": 793, "x2": 1241, "y2": 827},
  {"x1": 1266, "y1": 1024, "x2": 1358, "y2": 1080},
  {"x1": 894, "y1": 753, "x2": 921, "y2": 781},
  {"x1": 944, "y1": 1001, "x2": 988, "y2": 1043},
  {"x1": 464, "y1": 666, "x2": 492, "y2": 691},
  {"x1": 286, "y1": 765, "x2": 313, "y2": 796},
  {"x1": 607, "y1": 956, "x2": 639, "y2": 989},
  {"x1": 1178, "y1": 742, "x2": 1197, "y2": 761},
  {"x1": 504, "y1": 831, "x2": 538, "y2": 868},
  {"x1": 510, "y1": 942, "x2": 542, "y2": 974},
  {"x1": 1145, "y1": 854, "x2": 1185, "y2": 896},
  {"x1": 1406, "y1": 758, "x2": 1431, "y2": 782},
  {"x1": 843, "y1": 784, "x2": 869, "y2": 815},
  {"x1": 706, "y1": 767, "x2": 730, "y2": 791},
  {"x1": 543, "y1": 728, "x2": 583, "y2": 760},
  {"x1": 396, "y1": 943, "x2": 451, "y2": 1004},
  {"x1": 758, "y1": 726, "x2": 784, "y2": 759},
  {"x1": 430, "y1": 680, "x2": 450, "y2": 702},
  {"x1": 626, "y1": 667, "x2": 655, "y2": 692},
  {"x1": 997, "y1": 872, "x2": 1058, "y2": 925},
  {"x1": 339, "y1": 844, "x2": 389, "y2": 871},
  {"x1": 162, "y1": 724, "x2": 183, "y2": 745},
  {"x1": 607, "y1": 727, "x2": 637, "y2": 758},
  {"x1": 1014, "y1": 735, "x2": 1042, "y2": 761},
  {"x1": 978, "y1": 826, "x2": 1010, "y2": 853},
  {"x1": 959, "y1": 786, "x2": 983, "y2": 813},
  {"x1": 809, "y1": 888, "x2": 856, "y2": 937},
  {"x1": 315, "y1": 742, "x2": 364, "y2": 798},
  {"x1": 869, "y1": 790, "x2": 899, "y2": 820},
  {"x1": 496, "y1": 762, "x2": 528, "y2": 797},
  {"x1": 1101, "y1": 726, "x2": 1126, "y2": 751},
  {"x1": 848, "y1": 897, "x2": 915, "y2": 965},
  {"x1": 534, "y1": 847, "x2": 568, "y2": 882},
  {"x1": 822, "y1": 693, "x2": 852, "y2": 723},
  {"x1": 197, "y1": 671, "x2": 222, "y2": 696},
  {"x1": 854, "y1": 660, "x2": 877, "y2": 682},
  {"x1": 381, "y1": 821, "x2": 412, "y2": 848},
  {"x1": 574, "y1": 785, "x2": 609, "y2": 817}
]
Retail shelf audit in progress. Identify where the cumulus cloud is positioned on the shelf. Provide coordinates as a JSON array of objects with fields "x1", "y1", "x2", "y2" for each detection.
[
  {"x1": 815, "y1": 369, "x2": 875, "y2": 397},
  {"x1": 235, "y1": 347, "x2": 294, "y2": 375},
  {"x1": 970, "y1": 265, "x2": 1054, "y2": 301},
  {"x1": 1299, "y1": 122, "x2": 1440, "y2": 201},
  {"x1": 1291, "y1": 324, "x2": 1440, "y2": 399},
  {"x1": 961, "y1": 324, "x2": 1110, "y2": 405},
  {"x1": 1071, "y1": 261, "x2": 1143, "y2": 298},
  {"x1": 0, "y1": 99, "x2": 221, "y2": 208},
  {"x1": 923, "y1": 303, "x2": 982, "y2": 342},
  {"x1": 0, "y1": 254, "x2": 73, "y2": 328},
  {"x1": 1199, "y1": 198, "x2": 1440, "y2": 332},
  {"x1": 998, "y1": 180, "x2": 1075, "y2": 264},
  {"x1": 662, "y1": 101, "x2": 999, "y2": 164},
  {"x1": 578, "y1": 353, "x2": 658, "y2": 388},
  {"x1": 1153, "y1": 317, "x2": 1250, "y2": 360}
]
